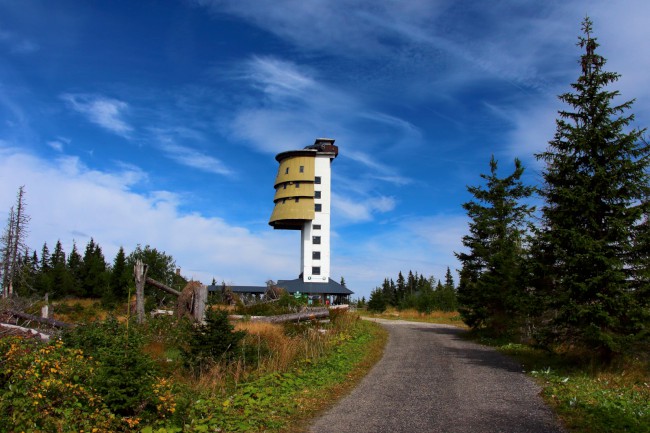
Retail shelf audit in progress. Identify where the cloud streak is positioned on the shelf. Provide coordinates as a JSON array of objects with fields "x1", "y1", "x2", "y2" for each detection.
[
  {"x1": 61, "y1": 94, "x2": 133, "y2": 137},
  {"x1": 160, "y1": 142, "x2": 233, "y2": 176}
]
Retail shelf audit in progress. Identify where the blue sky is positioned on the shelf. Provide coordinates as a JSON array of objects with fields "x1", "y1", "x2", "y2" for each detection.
[{"x1": 1, "y1": 0, "x2": 649, "y2": 299}]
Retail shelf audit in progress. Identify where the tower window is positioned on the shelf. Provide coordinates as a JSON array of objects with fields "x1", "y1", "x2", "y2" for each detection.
[
  {"x1": 315, "y1": 176, "x2": 321, "y2": 184},
  {"x1": 313, "y1": 224, "x2": 321, "y2": 230},
  {"x1": 312, "y1": 266, "x2": 321, "y2": 275},
  {"x1": 312, "y1": 236, "x2": 321, "y2": 245},
  {"x1": 295, "y1": 198, "x2": 299, "y2": 203},
  {"x1": 295, "y1": 182, "x2": 300, "y2": 188},
  {"x1": 300, "y1": 165, "x2": 304, "y2": 173},
  {"x1": 315, "y1": 204, "x2": 322, "y2": 212},
  {"x1": 313, "y1": 251, "x2": 321, "y2": 260},
  {"x1": 314, "y1": 191, "x2": 321, "y2": 199},
  {"x1": 283, "y1": 184, "x2": 287, "y2": 189},
  {"x1": 285, "y1": 167, "x2": 289, "y2": 174}
]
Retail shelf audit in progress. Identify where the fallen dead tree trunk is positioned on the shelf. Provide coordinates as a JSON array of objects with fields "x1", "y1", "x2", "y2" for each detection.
[
  {"x1": 8, "y1": 310, "x2": 74, "y2": 329},
  {"x1": 230, "y1": 308, "x2": 331, "y2": 324},
  {"x1": 145, "y1": 277, "x2": 182, "y2": 297},
  {"x1": 0, "y1": 323, "x2": 52, "y2": 341}
]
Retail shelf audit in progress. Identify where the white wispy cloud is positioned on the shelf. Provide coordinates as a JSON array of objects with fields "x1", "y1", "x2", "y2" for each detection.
[
  {"x1": 344, "y1": 150, "x2": 411, "y2": 183},
  {"x1": 160, "y1": 142, "x2": 233, "y2": 176},
  {"x1": 46, "y1": 137, "x2": 70, "y2": 153},
  {"x1": 61, "y1": 94, "x2": 133, "y2": 137},
  {"x1": 228, "y1": 56, "x2": 419, "y2": 198},
  {"x1": 331, "y1": 192, "x2": 396, "y2": 223},
  {"x1": 151, "y1": 128, "x2": 234, "y2": 176},
  {"x1": 242, "y1": 56, "x2": 316, "y2": 99},
  {"x1": 0, "y1": 145, "x2": 293, "y2": 286}
]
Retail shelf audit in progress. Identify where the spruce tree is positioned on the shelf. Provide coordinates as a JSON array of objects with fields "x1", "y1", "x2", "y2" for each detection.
[
  {"x1": 108, "y1": 246, "x2": 130, "y2": 304},
  {"x1": 456, "y1": 156, "x2": 535, "y2": 332},
  {"x1": 440, "y1": 267, "x2": 458, "y2": 312},
  {"x1": 395, "y1": 272, "x2": 405, "y2": 305},
  {"x1": 34, "y1": 242, "x2": 52, "y2": 295},
  {"x1": 80, "y1": 238, "x2": 109, "y2": 298},
  {"x1": 50, "y1": 240, "x2": 73, "y2": 297},
  {"x1": 367, "y1": 287, "x2": 387, "y2": 313},
  {"x1": 535, "y1": 18, "x2": 649, "y2": 356},
  {"x1": 67, "y1": 242, "x2": 83, "y2": 296},
  {"x1": 407, "y1": 271, "x2": 416, "y2": 296}
]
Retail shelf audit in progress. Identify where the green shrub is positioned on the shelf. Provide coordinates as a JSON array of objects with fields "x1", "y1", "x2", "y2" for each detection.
[
  {"x1": 62, "y1": 317, "x2": 161, "y2": 418},
  {"x1": 183, "y1": 309, "x2": 247, "y2": 370},
  {"x1": 236, "y1": 293, "x2": 306, "y2": 316},
  {"x1": 367, "y1": 288, "x2": 387, "y2": 313},
  {"x1": 0, "y1": 336, "x2": 120, "y2": 432}
]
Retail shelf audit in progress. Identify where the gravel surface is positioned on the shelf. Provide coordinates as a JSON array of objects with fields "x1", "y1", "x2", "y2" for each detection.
[{"x1": 310, "y1": 319, "x2": 565, "y2": 433}]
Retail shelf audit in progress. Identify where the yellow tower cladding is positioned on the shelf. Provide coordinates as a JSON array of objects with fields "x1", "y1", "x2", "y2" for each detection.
[{"x1": 269, "y1": 140, "x2": 338, "y2": 230}]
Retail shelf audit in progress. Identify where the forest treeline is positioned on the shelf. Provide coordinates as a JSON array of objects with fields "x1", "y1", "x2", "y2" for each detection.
[
  {"x1": 454, "y1": 19, "x2": 649, "y2": 360},
  {"x1": 367, "y1": 268, "x2": 457, "y2": 313},
  {"x1": 6, "y1": 238, "x2": 186, "y2": 306}
]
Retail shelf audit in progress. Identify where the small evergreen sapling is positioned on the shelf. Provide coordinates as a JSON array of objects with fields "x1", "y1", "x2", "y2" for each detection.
[{"x1": 184, "y1": 309, "x2": 246, "y2": 369}]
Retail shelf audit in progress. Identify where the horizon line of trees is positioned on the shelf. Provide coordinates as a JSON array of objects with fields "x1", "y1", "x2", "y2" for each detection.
[
  {"x1": 2, "y1": 236, "x2": 186, "y2": 306},
  {"x1": 367, "y1": 268, "x2": 458, "y2": 313},
  {"x1": 456, "y1": 18, "x2": 649, "y2": 360}
]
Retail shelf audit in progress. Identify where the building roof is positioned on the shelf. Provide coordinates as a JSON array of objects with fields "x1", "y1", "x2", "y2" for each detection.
[
  {"x1": 276, "y1": 278, "x2": 353, "y2": 295},
  {"x1": 207, "y1": 278, "x2": 353, "y2": 296},
  {"x1": 207, "y1": 285, "x2": 266, "y2": 294}
]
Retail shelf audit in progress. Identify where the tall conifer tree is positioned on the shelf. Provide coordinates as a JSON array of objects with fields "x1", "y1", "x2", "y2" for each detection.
[
  {"x1": 34, "y1": 242, "x2": 52, "y2": 295},
  {"x1": 456, "y1": 156, "x2": 535, "y2": 332},
  {"x1": 108, "y1": 246, "x2": 130, "y2": 303},
  {"x1": 67, "y1": 241, "x2": 83, "y2": 297},
  {"x1": 50, "y1": 240, "x2": 73, "y2": 297},
  {"x1": 535, "y1": 18, "x2": 649, "y2": 356}
]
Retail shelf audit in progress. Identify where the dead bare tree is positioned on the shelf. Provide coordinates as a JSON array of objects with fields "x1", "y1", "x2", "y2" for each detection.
[
  {"x1": 134, "y1": 260, "x2": 148, "y2": 323},
  {"x1": 1, "y1": 186, "x2": 30, "y2": 298}
]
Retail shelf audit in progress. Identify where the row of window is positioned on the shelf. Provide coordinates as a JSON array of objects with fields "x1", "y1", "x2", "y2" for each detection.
[
  {"x1": 284, "y1": 166, "x2": 306, "y2": 174},
  {"x1": 280, "y1": 178, "x2": 321, "y2": 186},
  {"x1": 281, "y1": 165, "x2": 320, "y2": 182},
  {"x1": 277, "y1": 199, "x2": 324, "y2": 212},
  {"x1": 280, "y1": 183, "x2": 321, "y2": 199}
]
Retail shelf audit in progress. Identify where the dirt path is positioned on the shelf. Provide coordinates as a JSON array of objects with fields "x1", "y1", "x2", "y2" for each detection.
[{"x1": 309, "y1": 319, "x2": 564, "y2": 433}]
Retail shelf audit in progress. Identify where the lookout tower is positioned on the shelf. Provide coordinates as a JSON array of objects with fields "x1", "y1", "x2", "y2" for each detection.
[{"x1": 270, "y1": 138, "x2": 339, "y2": 283}]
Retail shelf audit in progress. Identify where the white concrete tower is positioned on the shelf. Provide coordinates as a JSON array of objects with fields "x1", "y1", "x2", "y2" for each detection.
[{"x1": 269, "y1": 138, "x2": 338, "y2": 283}]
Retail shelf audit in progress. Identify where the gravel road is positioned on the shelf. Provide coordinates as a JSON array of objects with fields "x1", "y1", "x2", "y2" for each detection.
[{"x1": 309, "y1": 319, "x2": 564, "y2": 433}]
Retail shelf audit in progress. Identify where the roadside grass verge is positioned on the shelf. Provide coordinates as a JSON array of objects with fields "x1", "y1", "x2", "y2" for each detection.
[
  {"x1": 1, "y1": 308, "x2": 387, "y2": 432},
  {"x1": 146, "y1": 315, "x2": 388, "y2": 433},
  {"x1": 469, "y1": 334, "x2": 650, "y2": 433},
  {"x1": 358, "y1": 307, "x2": 466, "y2": 327}
]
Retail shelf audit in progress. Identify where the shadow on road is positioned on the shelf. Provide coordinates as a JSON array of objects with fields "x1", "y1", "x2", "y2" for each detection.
[{"x1": 412, "y1": 326, "x2": 523, "y2": 373}]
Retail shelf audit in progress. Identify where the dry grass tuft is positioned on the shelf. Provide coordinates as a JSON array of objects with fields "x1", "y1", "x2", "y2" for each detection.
[{"x1": 362, "y1": 307, "x2": 465, "y2": 327}]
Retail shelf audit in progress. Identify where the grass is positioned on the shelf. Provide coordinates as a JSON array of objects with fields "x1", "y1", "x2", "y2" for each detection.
[
  {"x1": 167, "y1": 314, "x2": 388, "y2": 433},
  {"x1": 51, "y1": 298, "x2": 109, "y2": 322},
  {"x1": 471, "y1": 336, "x2": 650, "y2": 433},
  {"x1": 358, "y1": 307, "x2": 466, "y2": 327}
]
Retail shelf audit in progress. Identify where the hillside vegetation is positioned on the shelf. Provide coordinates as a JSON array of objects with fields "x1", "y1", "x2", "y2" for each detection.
[{"x1": 0, "y1": 299, "x2": 387, "y2": 432}]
